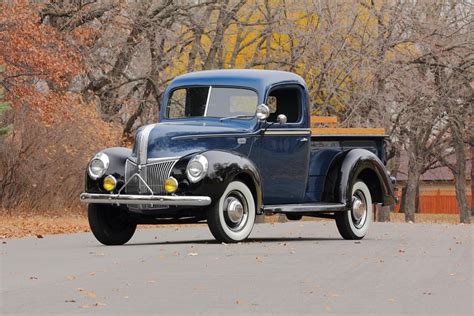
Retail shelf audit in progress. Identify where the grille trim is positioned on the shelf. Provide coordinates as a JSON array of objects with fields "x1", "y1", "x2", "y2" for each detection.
[{"x1": 124, "y1": 158, "x2": 178, "y2": 195}]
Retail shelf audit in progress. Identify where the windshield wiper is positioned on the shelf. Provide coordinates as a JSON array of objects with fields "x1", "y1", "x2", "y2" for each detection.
[{"x1": 219, "y1": 115, "x2": 254, "y2": 121}]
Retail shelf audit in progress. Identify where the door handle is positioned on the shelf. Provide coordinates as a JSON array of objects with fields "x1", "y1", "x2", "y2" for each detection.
[{"x1": 299, "y1": 137, "x2": 308, "y2": 142}]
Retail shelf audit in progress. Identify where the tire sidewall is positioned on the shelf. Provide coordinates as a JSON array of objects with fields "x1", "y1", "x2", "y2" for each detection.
[
  {"x1": 217, "y1": 181, "x2": 256, "y2": 241},
  {"x1": 88, "y1": 204, "x2": 136, "y2": 245},
  {"x1": 348, "y1": 181, "x2": 372, "y2": 238}
]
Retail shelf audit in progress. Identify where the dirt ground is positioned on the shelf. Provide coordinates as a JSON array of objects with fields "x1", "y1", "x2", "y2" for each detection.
[{"x1": 0, "y1": 208, "x2": 472, "y2": 239}]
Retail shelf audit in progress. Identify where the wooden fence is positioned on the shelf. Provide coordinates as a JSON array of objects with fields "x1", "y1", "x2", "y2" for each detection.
[{"x1": 394, "y1": 190, "x2": 472, "y2": 214}]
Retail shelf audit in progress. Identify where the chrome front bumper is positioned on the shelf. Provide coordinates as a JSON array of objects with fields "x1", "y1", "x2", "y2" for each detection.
[{"x1": 79, "y1": 193, "x2": 212, "y2": 206}]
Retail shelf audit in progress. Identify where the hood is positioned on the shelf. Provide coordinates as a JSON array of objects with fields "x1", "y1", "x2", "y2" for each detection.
[{"x1": 133, "y1": 120, "x2": 256, "y2": 162}]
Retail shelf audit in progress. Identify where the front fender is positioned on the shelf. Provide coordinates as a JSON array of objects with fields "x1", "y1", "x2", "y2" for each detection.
[
  {"x1": 323, "y1": 149, "x2": 396, "y2": 207},
  {"x1": 171, "y1": 150, "x2": 263, "y2": 210},
  {"x1": 85, "y1": 147, "x2": 132, "y2": 193}
]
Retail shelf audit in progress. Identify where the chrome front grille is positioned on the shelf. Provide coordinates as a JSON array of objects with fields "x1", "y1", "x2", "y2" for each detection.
[{"x1": 124, "y1": 159, "x2": 178, "y2": 195}]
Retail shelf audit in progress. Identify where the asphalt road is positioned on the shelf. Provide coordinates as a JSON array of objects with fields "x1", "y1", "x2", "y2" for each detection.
[{"x1": 1, "y1": 221, "x2": 473, "y2": 315}]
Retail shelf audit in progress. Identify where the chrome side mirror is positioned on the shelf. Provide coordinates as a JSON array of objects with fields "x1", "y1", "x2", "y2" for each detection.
[
  {"x1": 277, "y1": 114, "x2": 287, "y2": 124},
  {"x1": 256, "y1": 104, "x2": 270, "y2": 121}
]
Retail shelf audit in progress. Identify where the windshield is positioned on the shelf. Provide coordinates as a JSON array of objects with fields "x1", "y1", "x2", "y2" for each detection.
[{"x1": 167, "y1": 86, "x2": 258, "y2": 119}]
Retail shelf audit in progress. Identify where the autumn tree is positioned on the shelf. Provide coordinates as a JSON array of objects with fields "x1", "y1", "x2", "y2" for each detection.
[{"x1": 0, "y1": 1, "x2": 117, "y2": 211}]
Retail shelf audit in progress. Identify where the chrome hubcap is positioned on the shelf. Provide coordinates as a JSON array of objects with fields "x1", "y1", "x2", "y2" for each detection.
[
  {"x1": 223, "y1": 191, "x2": 248, "y2": 232},
  {"x1": 352, "y1": 190, "x2": 367, "y2": 228},
  {"x1": 226, "y1": 198, "x2": 244, "y2": 223}
]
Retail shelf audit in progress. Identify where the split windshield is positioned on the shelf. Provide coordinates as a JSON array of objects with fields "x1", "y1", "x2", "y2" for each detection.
[{"x1": 166, "y1": 86, "x2": 258, "y2": 119}]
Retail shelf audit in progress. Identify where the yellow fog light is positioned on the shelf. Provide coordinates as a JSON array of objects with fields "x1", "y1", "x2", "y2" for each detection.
[
  {"x1": 164, "y1": 177, "x2": 178, "y2": 193},
  {"x1": 103, "y1": 175, "x2": 117, "y2": 192}
]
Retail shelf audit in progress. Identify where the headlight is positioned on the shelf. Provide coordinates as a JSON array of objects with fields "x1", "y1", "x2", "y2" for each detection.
[
  {"x1": 87, "y1": 152, "x2": 109, "y2": 180},
  {"x1": 186, "y1": 154, "x2": 208, "y2": 183}
]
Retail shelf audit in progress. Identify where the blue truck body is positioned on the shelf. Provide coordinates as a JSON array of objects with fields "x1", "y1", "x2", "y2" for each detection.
[{"x1": 81, "y1": 70, "x2": 396, "y2": 244}]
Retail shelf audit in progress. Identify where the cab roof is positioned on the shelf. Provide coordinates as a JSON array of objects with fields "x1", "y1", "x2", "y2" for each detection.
[{"x1": 166, "y1": 69, "x2": 307, "y2": 96}]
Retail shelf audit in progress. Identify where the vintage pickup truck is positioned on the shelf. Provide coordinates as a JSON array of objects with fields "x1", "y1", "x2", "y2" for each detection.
[{"x1": 80, "y1": 70, "x2": 396, "y2": 245}]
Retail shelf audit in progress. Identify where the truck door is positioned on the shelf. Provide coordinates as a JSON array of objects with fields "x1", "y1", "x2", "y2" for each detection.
[{"x1": 258, "y1": 84, "x2": 310, "y2": 204}]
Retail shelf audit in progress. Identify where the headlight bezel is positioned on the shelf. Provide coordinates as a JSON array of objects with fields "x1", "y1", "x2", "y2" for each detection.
[
  {"x1": 186, "y1": 154, "x2": 208, "y2": 183},
  {"x1": 87, "y1": 152, "x2": 109, "y2": 180}
]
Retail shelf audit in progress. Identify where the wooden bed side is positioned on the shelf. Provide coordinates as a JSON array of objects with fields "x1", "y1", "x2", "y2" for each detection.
[
  {"x1": 310, "y1": 116, "x2": 385, "y2": 135},
  {"x1": 311, "y1": 127, "x2": 386, "y2": 136}
]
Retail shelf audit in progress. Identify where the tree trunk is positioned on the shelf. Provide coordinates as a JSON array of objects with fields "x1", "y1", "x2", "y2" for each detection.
[
  {"x1": 452, "y1": 137, "x2": 470, "y2": 223},
  {"x1": 376, "y1": 205, "x2": 391, "y2": 222},
  {"x1": 399, "y1": 186, "x2": 406, "y2": 213},
  {"x1": 471, "y1": 145, "x2": 473, "y2": 216},
  {"x1": 404, "y1": 154, "x2": 421, "y2": 222}
]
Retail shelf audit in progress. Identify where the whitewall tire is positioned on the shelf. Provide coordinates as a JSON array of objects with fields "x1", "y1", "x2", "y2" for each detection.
[
  {"x1": 207, "y1": 181, "x2": 256, "y2": 243},
  {"x1": 335, "y1": 181, "x2": 372, "y2": 240}
]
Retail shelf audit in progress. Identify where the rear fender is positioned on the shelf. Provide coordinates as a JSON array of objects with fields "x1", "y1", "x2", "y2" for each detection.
[{"x1": 323, "y1": 149, "x2": 396, "y2": 206}]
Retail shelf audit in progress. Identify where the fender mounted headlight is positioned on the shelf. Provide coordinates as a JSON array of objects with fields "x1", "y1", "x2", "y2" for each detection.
[
  {"x1": 186, "y1": 154, "x2": 208, "y2": 183},
  {"x1": 87, "y1": 152, "x2": 109, "y2": 180}
]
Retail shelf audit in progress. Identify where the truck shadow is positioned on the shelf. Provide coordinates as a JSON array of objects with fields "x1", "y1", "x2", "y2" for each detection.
[{"x1": 125, "y1": 237, "x2": 342, "y2": 246}]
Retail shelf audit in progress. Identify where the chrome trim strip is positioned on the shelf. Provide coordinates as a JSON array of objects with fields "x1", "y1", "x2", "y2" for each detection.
[
  {"x1": 263, "y1": 203, "x2": 347, "y2": 213},
  {"x1": 146, "y1": 156, "x2": 181, "y2": 163},
  {"x1": 203, "y1": 86, "x2": 212, "y2": 117},
  {"x1": 171, "y1": 128, "x2": 311, "y2": 140},
  {"x1": 172, "y1": 132, "x2": 257, "y2": 140},
  {"x1": 80, "y1": 193, "x2": 212, "y2": 206},
  {"x1": 138, "y1": 124, "x2": 157, "y2": 165},
  {"x1": 264, "y1": 129, "x2": 311, "y2": 136}
]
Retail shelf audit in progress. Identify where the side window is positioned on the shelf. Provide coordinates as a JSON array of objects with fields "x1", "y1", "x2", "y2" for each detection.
[
  {"x1": 168, "y1": 89, "x2": 187, "y2": 118},
  {"x1": 266, "y1": 87, "x2": 301, "y2": 123},
  {"x1": 267, "y1": 96, "x2": 277, "y2": 113}
]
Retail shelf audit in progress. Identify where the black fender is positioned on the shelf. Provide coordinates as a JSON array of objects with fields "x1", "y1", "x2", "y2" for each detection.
[
  {"x1": 85, "y1": 147, "x2": 132, "y2": 193},
  {"x1": 171, "y1": 150, "x2": 263, "y2": 211},
  {"x1": 322, "y1": 148, "x2": 396, "y2": 207}
]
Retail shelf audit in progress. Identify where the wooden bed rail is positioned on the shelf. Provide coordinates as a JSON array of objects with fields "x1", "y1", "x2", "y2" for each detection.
[{"x1": 310, "y1": 116, "x2": 385, "y2": 136}]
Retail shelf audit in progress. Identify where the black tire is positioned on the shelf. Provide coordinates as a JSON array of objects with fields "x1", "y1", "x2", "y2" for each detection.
[
  {"x1": 88, "y1": 204, "x2": 137, "y2": 245},
  {"x1": 207, "y1": 181, "x2": 256, "y2": 243},
  {"x1": 286, "y1": 214, "x2": 303, "y2": 221},
  {"x1": 335, "y1": 181, "x2": 373, "y2": 240}
]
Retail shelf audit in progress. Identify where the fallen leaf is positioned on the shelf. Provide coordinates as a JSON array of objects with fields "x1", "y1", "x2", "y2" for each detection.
[
  {"x1": 188, "y1": 252, "x2": 198, "y2": 256},
  {"x1": 235, "y1": 299, "x2": 243, "y2": 304}
]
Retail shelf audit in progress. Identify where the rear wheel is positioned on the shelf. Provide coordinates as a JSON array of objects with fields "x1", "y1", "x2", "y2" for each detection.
[
  {"x1": 88, "y1": 204, "x2": 137, "y2": 245},
  {"x1": 207, "y1": 181, "x2": 256, "y2": 243},
  {"x1": 335, "y1": 181, "x2": 372, "y2": 240}
]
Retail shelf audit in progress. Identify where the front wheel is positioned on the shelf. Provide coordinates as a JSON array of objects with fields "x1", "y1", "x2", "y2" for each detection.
[
  {"x1": 335, "y1": 181, "x2": 373, "y2": 240},
  {"x1": 207, "y1": 181, "x2": 256, "y2": 243},
  {"x1": 88, "y1": 204, "x2": 137, "y2": 245}
]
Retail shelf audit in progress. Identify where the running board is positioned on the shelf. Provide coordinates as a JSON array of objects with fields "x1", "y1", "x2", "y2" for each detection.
[{"x1": 263, "y1": 203, "x2": 347, "y2": 215}]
